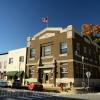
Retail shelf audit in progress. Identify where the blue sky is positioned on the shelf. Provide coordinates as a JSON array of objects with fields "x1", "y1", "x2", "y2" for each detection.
[{"x1": 0, "y1": 0, "x2": 100, "y2": 53}]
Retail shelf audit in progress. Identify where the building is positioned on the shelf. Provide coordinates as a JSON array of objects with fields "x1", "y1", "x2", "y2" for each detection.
[
  {"x1": 6, "y1": 48, "x2": 27, "y2": 85},
  {"x1": 0, "y1": 53, "x2": 8, "y2": 80},
  {"x1": 26, "y1": 25, "x2": 100, "y2": 87}
]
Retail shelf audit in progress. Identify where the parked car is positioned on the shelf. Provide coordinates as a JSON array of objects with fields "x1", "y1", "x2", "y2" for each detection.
[
  {"x1": 0, "y1": 80, "x2": 8, "y2": 88},
  {"x1": 12, "y1": 80, "x2": 21, "y2": 89},
  {"x1": 27, "y1": 82, "x2": 43, "y2": 91}
]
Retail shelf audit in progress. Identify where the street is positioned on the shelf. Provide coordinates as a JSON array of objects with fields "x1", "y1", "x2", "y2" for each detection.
[
  {"x1": 0, "y1": 88, "x2": 100, "y2": 100},
  {"x1": 0, "y1": 93, "x2": 100, "y2": 100},
  {"x1": 0, "y1": 96, "x2": 85, "y2": 100}
]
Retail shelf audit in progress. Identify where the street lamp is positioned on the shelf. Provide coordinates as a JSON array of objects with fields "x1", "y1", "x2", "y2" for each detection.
[
  {"x1": 53, "y1": 57, "x2": 57, "y2": 87},
  {"x1": 82, "y1": 56, "x2": 85, "y2": 87},
  {"x1": 18, "y1": 61, "x2": 21, "y2": 80}
]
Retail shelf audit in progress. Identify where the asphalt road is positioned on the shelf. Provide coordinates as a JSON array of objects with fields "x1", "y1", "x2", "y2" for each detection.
[
  {"x1": 1, "y1": 94, "x2": 100, "y2": 100},
  {"x1": 0, "y1": 88, "x2": 100, "y2": 100},
  {"x1": 0, "y1": 96, "x2": 85, "y2": 100}
]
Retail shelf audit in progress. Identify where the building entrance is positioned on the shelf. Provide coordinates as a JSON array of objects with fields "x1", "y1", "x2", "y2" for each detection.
[{"x1": 45, "y1": 73, "x2": 49, "y2": 83}]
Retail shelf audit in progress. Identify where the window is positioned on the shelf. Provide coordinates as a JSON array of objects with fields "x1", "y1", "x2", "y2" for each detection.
[
  {"x1": 29, "y1": 66, "x2": 35, "y2": 78},
  {"x1": 0, "y1": 62, "x2": 2, "y2": 69},
  {"x1": 99, "y1": 55, "x2": 100, "y2": 64},
  {"x1": 9, "y1": 58, "x2": 13, "y2": 64},
  {"x1": 19, "y1": 56, "x2": 24, "y2": 62},
  {"x1": 60, "y1": 67, "x2": 68, "y2": 78},
  {"x1": 50, "y1": 69, "x2": 53, "y2": 78},
  {"x1": 60, "y1": 42, "x2": 67, "y2": 54},
  {"x1": 29, "y1": 68, "x2": 35, "y2": 78},
  {"x1": 76, "y1": 43, "x2": 80, "y2": 54},
  {"x1": 96, "y1": 47, "x2": 98, "y2": 52},
  {"x1": 42, "y1": 45, "x2": 51, "y2": 56},
  {"x1": 89, "y1": 49, "x2": 91, "y2": 55},
  {"x1": 94, "y1": 52, "x2": 96, "y2": 60},
  {"x1": 30, "y1": 48, "x2": 36, "y2": 58},
  {"x1": 4, "y1": 61, "x2": 7, "y2": 69},
  {"x1": 84, "y1": 47, "x2": 87, "y2": 54}
]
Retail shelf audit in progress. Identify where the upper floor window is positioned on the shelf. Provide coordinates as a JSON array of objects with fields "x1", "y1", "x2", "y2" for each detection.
[
  {"x1": 84, "y1": 46, "x2": 87, "y2": 54},
  {"x1": 96, "y1": 47, "x2": 98, "y2": 52},
  {"x1": 0, "y1": 62, "x2": 2, "y2": 69},
  {"x1": 9, "y1": 58, "x2": 13, "y2": 64},
  {"x1": 4, "y1": 61, "x2": 7, "y2": 69},
  {"x1": 60, "y1": 42, "x2": 67, "y2": 54},
  {"x1": 42, "y1": 45, "x2": 51, "y2": 56},
  {"x1": 30, "y1": 48, "x2": 36, "y2": 58},
  {"x1": 19, "y1": 56, "x2": 24, "y2": 62},
  {"x1": 94, "y1": 52, "x2": 96, "y2": 60},
  {"x1": 76, "y1": 43, "x2": 80, "y2": 54},
  {"x1": 89, "y1": 49, "x2": 91, "y2": 55},
  {"x1": 99, "y1": 55, "x2": 100, "y2": 64}
]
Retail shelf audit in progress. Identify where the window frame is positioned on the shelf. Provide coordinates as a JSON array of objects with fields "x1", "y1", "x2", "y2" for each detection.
[
  {"x1": 60, "y1": 66, "x2": 68, "y2": 78},
  {"x1": 9, "y1": 58, "x2": 13, "y2": 64},
  {"x1": 19, "y1": 56, "x2": 24, "y2": 62},
  {"x1": 30, "y1": 48, "x2": 36, "y2": 58},
  {"x1": 60, "y1": 42, "x2": 67, "y2": 54},
  {"x1": 76, "y1": 42, "x2": 80, "y2": 54},
  {"x1": 42, "y1": 45, "x2": 51, "y2": 57}
]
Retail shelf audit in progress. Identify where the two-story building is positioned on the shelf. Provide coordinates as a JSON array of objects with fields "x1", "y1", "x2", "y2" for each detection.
[
  {"x1": 6, "y1": 48, "x2": 27, "y2": 85},
  {"x1": 0, "y1": 53, "x2": 8, "y2": 80},
  {"x1": 26, "y1": 25, "x2": 100, "y2": 87}
]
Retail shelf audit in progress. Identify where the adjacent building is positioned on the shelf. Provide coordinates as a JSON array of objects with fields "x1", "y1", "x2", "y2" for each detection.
[
  {"x1": 0, "y1": 53, "x2": 8, "y2": 80},
  {"x1": 6, "y1": 48, "x2": 27, "y2": 85},
  {"x1": 26, "y1": 25, "x2": 100, "y2": 87}
]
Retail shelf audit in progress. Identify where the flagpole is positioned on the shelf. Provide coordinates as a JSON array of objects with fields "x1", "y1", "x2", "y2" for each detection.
[
  {"x1": 46, "y1": 17, "x2": 48, "y2": 28},
  {"x1": 47, "y1": 22, "x2": 48, "y2": 28}
]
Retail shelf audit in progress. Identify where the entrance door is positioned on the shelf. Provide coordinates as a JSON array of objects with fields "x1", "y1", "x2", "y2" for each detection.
[{"x1": 45, "y1": 73, "x2": 49, "y2": 83}]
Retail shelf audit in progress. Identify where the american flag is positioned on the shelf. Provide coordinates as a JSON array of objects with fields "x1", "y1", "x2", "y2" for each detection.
[{"x1": 42, "y1": 17, "x2": 48, "y2": 23}]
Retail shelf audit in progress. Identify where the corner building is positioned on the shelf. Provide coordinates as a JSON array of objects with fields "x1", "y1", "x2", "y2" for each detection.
[{"x1": 26, "y1": 25, "x2": 100, "y2": 87}]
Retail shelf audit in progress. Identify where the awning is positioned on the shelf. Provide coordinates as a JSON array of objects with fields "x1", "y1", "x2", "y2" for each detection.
[
  {"x1": 25, "y1": 78, "x2": 37, "y2": 83},
  {"x1": 16, "y1": 71, "x2": 23, "y2": 77},
  {"x1": 6, "y1": 71, "x2": 18, "y2": 77}
]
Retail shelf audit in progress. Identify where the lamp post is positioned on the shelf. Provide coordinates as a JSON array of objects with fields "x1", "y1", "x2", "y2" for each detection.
[
  {"x1": 18, "y1": 61, "x2": 21, "y2": 80},
  {"x1": 53, "y1": 57, "x2": 57, "y2": 87},
  {"x1": 82, "y1": 56, "x2": 85, "y2": 87}
]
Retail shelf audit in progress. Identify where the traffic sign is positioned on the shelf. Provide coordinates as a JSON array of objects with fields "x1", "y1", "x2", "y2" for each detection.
[{"x1": 86, "y1": 71, "x2": 91, "y2": 78}]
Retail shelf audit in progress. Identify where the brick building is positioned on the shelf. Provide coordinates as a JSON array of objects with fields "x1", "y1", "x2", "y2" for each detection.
[{"x1": 26, "y1": 25, "x2": 100, "y2": 87}]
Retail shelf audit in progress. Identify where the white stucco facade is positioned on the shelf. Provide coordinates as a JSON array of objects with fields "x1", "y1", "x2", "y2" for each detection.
[
  {"x1": 0, "y1": 53, "x2": 8, "y2": 73},
  {"x1": 6, "y1": 48, "x2": 26, "y2": 72}
]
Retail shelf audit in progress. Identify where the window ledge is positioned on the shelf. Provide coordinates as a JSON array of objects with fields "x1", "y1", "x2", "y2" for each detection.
[
  {"x1": 41, "y1": 56, "x2": 53, "y2": 59},
  {"x1": 59, "y1": 53, "x2": 67, "y2": 57},
  {"x1": 29, "y1": 58, "x2": 35, "y2": 60}
]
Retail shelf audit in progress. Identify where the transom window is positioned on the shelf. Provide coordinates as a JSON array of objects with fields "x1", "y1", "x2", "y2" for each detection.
[
  {"x1": 60, "y1": 42, "x2": 67, "y2": 54},
  {"x1": 30, "y1": 48, "x2": 36, "y2": 58},
  {"x1": 42, "y1": 45, "x2": 51, "y2": 56}
]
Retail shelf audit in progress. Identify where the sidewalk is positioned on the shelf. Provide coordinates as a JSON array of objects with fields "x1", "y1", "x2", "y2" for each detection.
[{"x1": 43, "y1": 86, "x2": 92, "y2": 95}]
